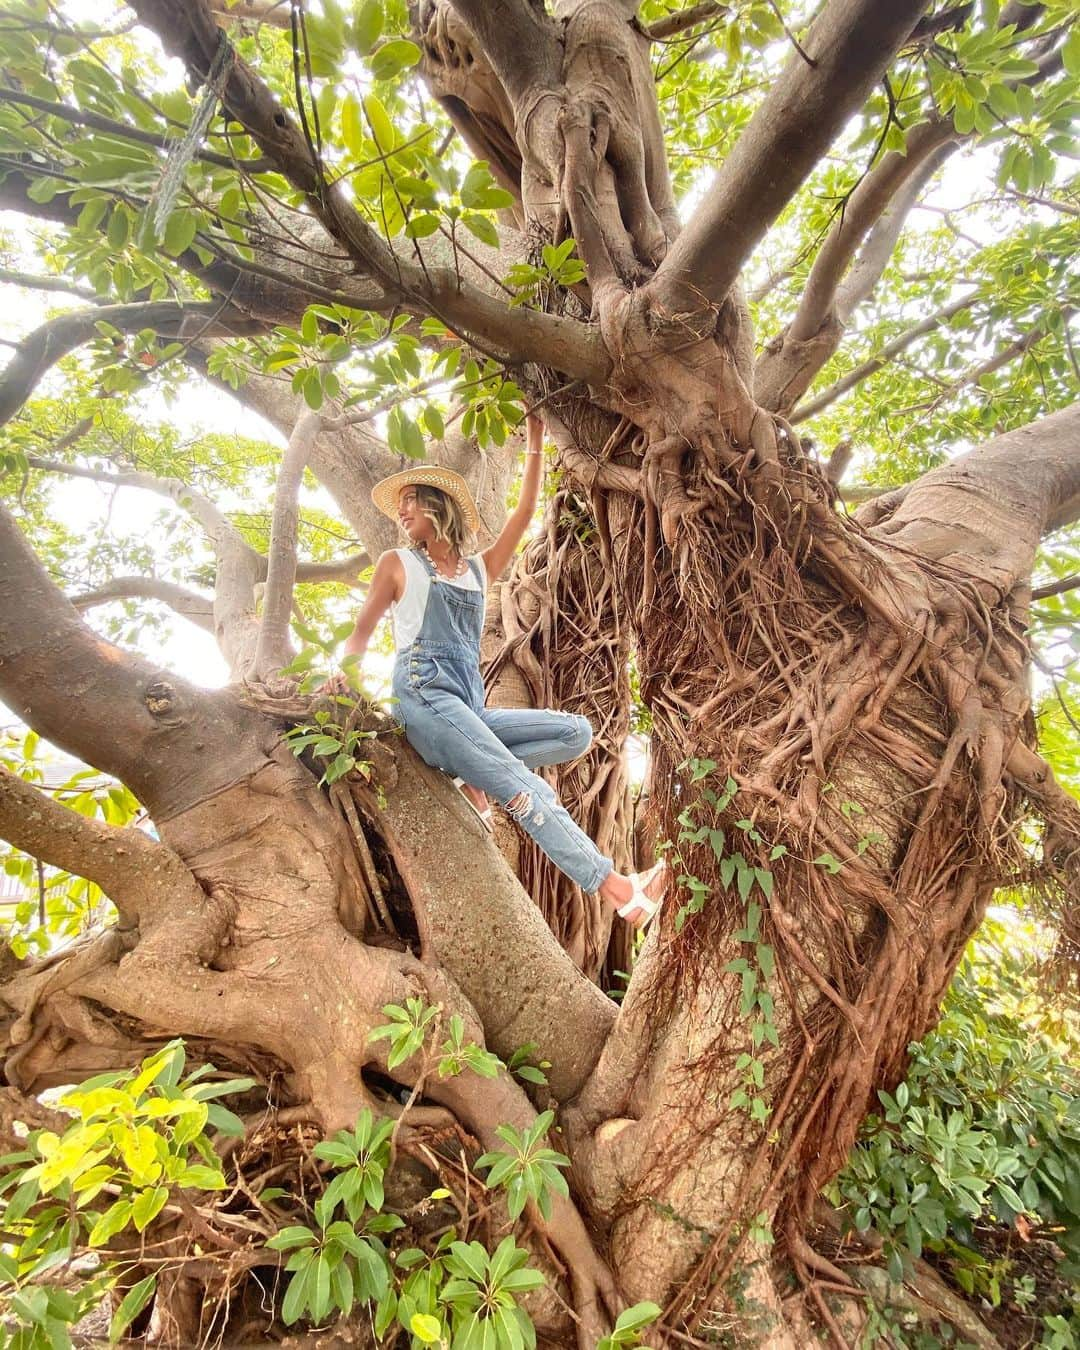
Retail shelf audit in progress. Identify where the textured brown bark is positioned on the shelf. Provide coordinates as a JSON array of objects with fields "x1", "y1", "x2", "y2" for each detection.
[{"x1": 483, "y1": 488, "x2": 635, "y2": 982}]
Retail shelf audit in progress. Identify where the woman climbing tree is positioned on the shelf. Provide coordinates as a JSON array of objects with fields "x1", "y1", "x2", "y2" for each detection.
[{"x1": 333, "y1": 412, "x2": 668, "y2": 927}]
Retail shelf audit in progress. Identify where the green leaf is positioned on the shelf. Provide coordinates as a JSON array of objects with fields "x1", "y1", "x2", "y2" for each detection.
[
  {"x1": 303, "y1": 368, "x2": 324, "y2": 410},
  {"x1": 281, "y1": 1259, "x2": 314, "y2": 1325},
  {"x1": 353, "y1": 0, "x2": 383, "y2": 53},
  {"x1": 411, "y1": 1312, "x2": 443, "y2": 1343},
  {"x1": 369, "y1": 38, "x2": 421, "y2": 82},
  {"x1": 310, "y1": 1252, "x2": 332, "y2": 1323},
  {"x1": 462, "y1": 211, "x2": 499, "y2": 247},
  {"x1": 87, "y1": 1197, "x2": 134, "y2": 1247},
  {"x1": 341, "y1": 92, "x2": 366, "y2": 157},
  {"x1": 1060, "y1": 26, "x2": 1080, "y2": 77},
  {"x1": 177, "y1": 1164, "x2": 226, "y2": 1190},
  {"x1": 109, "y1": 1274, "x2": 156, "y2": 1343},
  {"x1": 363, "y1": 94, "x2": 394, "y2": 152},
  {"x1": 266, "y1": 1224, "x2": 317, "y2": 1251},
  {"x1": 162, "y1": 210, "x2": 198, "y2": 257},
  {"x1": 423, "y1": 404, "x2": 445, "y2": 438},
  {"x1": 613, "y1": 1301, "x2": 662, "y2": 1333},
  {"x1": 405, "y1": 212, "x2": 440, "y2": 238},
  {"x1": 131, "y1": 1185, "x2": 169, "y2": 1231}
]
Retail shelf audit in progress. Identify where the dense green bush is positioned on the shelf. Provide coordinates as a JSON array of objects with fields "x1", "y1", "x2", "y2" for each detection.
[{"x1": 830, "y1": 919, "x2": 1080, "y2": 1339}]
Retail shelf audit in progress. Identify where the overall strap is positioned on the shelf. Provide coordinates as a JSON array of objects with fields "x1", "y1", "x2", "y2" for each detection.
[{"x1": 465, "y1": 555, "x2": 484, "y2": 587}]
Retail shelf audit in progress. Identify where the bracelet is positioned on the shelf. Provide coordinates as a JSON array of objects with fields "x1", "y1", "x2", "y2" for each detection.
[{"x1": 525, "y1": 449, "x2": 543, "y2": 457}]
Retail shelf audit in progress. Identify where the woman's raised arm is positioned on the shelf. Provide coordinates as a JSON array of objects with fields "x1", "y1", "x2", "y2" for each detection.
[{"x1": 480, "y1": 412, "x2": 544, "y2": 581}]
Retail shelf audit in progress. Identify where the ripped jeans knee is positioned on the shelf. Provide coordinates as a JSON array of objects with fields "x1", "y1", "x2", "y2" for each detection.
[{"x1": 505, "y1": 789, "x2": 541, "y2": 824}]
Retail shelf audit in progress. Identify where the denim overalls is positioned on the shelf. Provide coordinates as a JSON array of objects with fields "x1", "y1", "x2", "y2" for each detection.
[{"x1": 391, "y1": 547, "x2": 614, "y2": 894}]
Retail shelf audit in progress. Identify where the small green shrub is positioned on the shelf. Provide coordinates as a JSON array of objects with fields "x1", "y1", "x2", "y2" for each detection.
[
  {"x1": 0, "y1": 1040, "x2": 251, "y2": 1347},
  {"x1": 830, "y1": 924, "x2": 1080, "y2": 1307}
]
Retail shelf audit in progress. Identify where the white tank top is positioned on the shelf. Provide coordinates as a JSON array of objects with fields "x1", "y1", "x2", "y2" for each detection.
[{"x1": 390, "y1": 548, "x2": 487, "y2": 651}]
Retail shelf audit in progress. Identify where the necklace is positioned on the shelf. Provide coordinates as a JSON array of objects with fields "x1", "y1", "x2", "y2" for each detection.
[{"x1": 421, "y1": 541, "x2": 467, "y2": 581}]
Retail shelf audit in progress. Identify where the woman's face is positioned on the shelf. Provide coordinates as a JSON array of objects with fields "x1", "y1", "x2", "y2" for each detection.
[{"x1": 397, "y1": 486, "x2": 434, "y2": 544}]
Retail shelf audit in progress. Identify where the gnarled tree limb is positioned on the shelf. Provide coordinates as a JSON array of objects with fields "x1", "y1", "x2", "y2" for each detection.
[
  {"x1": 0, "y1": 499, "x2": 273, "y2": 817},
  {"x1": 129, "y1": 0, "x2": 610, "y2": 383},
  {"x1": 868, "y1": 399, "x2": 1080, "y2": 597},
  {"x1": 647, "y1": 0, "x2": 932, "y2": 318},
  {"x1": 756, "y1": 120, "x2": 958, "y2": 413},
  {"x1": 0, "y1": 765, "x2": 199, "y2": 931}
]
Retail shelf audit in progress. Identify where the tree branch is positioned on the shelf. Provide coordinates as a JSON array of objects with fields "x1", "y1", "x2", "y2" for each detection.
[
  {"x1": 644, "y1": 2, "x2": 729, "y2": 41},
  {"x1": 648, "y1": 0, "x2": 932, "y2": 317},
  {"x1": 252, "y1": 409, "x2": 323, "y2": 679},
  {"x1": 28, "y1": 455, "x2": 263, "y2": 677},
  {"x1": 889, "y1": 310, "x2": 1069, "y2": 419},
  {"x1": 867, "y1": 400, "x2": 1080, "y2": 600},
  {"x1": 834, "y1": 148, "x2": 955, "y2": 323},
  {"x1": 0, "y1": 499, "x2": 273, "y2": 817},
  {"x1": 755, "y1": 119, "x2": 958, "y2": 412},
  {"x1": 295, "y1": 553, "x2": 371, "y2": 583},
  {"x1": 192, "y1": 346, "x2": 514, "y2": 554},
  {"x1": 0, "y1": 88, "x2": 266, "y2": 172},
  {"x1": 129, "y1": 0, "x2": 610, "y2": 382},
  {"x1": 0, "y1": 163, "x2": 311, "y2": 327},
  {"x1": 1006, "y1": 189, "x2": 1080, "y2": 219},
  {"x1": 187, "y1": 348, "x2": 402, "y2": 550},
  {"x1": 443, "y1": 0, "x2": 562, "y2": 105},
  {"x1": 71, "y1": 577, "x2": 215, "y2": 632},
  {"x1": 28, "y1": 455, "x2": 247, "y2": 548},
  {"x1": 32, "y1": 449, "x2": 371, "y2": 668},
  {"x1": 0, "y1": 765, "x2": 198, "y2": 930},
  {"x1": 790, "y1": 289, "x2": 981, "y2": 424},
  {"x1": 1031, "y1": 572, "x2": 1080, "y2": 601},
  {"x1": 206, "y1": 0, "x2": 290, "y2": 28},
  {"x1": 70, "y1": 559, "x2": 367, "y2": 636},
  {"x1": 0, "y1": 300, "x2": 250, "y2": 428},
  {"x1": 0, "y1": 266, "x2": 98, "y2": 302}
]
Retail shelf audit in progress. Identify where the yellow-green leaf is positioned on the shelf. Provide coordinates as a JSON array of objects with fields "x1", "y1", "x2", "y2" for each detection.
[
  {"x1": 88, "y1": 1198, "x2": 133, "y2": 1247},
  {"x1": 131, "y1": 1184, "x2": 169, "y2": 1231},
  {"x1": 410, "y1": 1313, "x2": 443, "y2": 1343}
]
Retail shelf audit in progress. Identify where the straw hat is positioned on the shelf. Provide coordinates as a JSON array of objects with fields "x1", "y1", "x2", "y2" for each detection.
[{"x1": 370, "y1": 465, "x2": 480, "y2": 532}]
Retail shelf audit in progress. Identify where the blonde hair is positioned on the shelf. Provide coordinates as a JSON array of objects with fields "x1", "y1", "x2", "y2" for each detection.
[{"x1": 413, "y1": 484, "x2": 471, "y2": 553}]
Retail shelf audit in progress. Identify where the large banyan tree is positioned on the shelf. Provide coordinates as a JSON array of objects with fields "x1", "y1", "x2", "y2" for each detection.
[{"x1": 0, "y1": 0, "x2": 1079, "y2": 1343}]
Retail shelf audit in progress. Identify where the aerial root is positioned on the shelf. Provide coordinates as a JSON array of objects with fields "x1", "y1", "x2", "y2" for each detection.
[{"x1": 545, "y1": 398, "x2": 1047, "y2": 1343}]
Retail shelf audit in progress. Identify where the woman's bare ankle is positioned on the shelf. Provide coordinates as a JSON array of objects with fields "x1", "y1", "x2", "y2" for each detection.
[
  {"x1": 600, "y1": 872, "x2": 631, "y2": 907},
  {"x1": 459, "y1": 782, "x2": 488, "y2": 812}
]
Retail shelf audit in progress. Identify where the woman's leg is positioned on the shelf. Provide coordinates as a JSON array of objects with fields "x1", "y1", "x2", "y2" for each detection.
[
  {"x1": 400, "y1": 686, "x2": 612, "y2": 894},
  {"x1": 480, "y1": 707, "x2": 592, "y2": 769}
]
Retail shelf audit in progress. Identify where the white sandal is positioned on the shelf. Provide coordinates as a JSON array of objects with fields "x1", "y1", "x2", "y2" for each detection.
[
  {"x1": 452, "y1": 778, "x2": 494, "y2": 834},
  {"x1": 617, "y1": 859, "x2": 668, "y2": 926}
]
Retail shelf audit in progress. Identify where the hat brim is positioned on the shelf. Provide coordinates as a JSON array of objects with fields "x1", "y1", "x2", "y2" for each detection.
[{"x1": 370, "y1": 466, "x2": 480, "y2": 532}]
